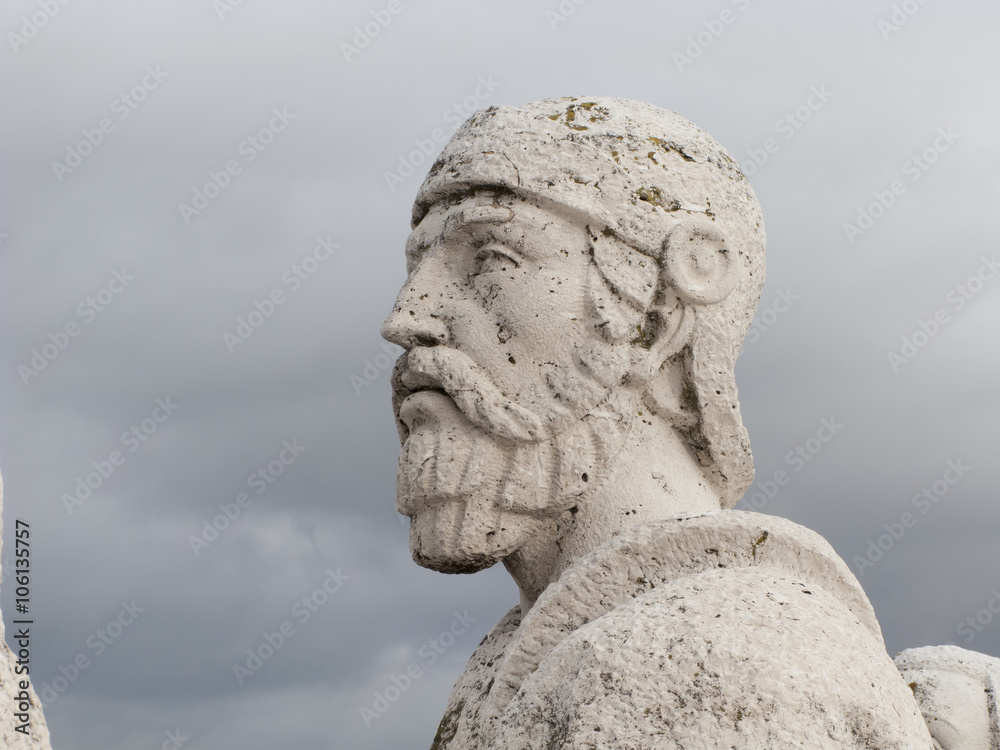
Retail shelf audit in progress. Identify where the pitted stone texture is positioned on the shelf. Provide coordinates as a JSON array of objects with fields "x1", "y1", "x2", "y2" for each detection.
[
  {"x1": 429, "y1": 608, "x2": 521, "y2": 750},
  {"x1": 895, "y1": 644, "x2": 1000, "y2": 749},
  {"x1": 385, "y1": 97, "x2": 771, "y2": 590},
  {"x1": 410, "y1": 97, "x2": 766, "y2": 508},
  {"x1": 482, "y1": 511, "x2": 885, "y2": 724},
  {"x1": 386, "y1": 97, "x2": 997, "y2": 749},
  {"x1": 431, "y1": 512, "x2": 934, "y2": 749},
  {"x1": 0, "y1": 472, "x2": 53, "y2": 749},
  {"x1": 499, "y1": 572, "x2": 928, "y2": 749}
]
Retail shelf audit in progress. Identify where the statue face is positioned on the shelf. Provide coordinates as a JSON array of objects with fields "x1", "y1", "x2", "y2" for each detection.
[{"x1": 382, "y1": 190, "x2": 635, "y2": 573}]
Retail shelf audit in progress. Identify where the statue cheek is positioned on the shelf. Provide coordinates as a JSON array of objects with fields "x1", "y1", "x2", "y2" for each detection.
[{"x1": 471, "y1": 277, "x2": 502, "y2": 312}]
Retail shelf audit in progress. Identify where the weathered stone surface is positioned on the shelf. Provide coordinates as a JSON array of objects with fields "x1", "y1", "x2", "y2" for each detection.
[
  {"x1": 436, "y1": 513, "x2": 932, "y2": 748},
  {"x1": 896, "y1": 644, "x2": 1000, "y2": 749},
  {"x1": 0, "y1": 472, "x2": 53, "y2": 749},
  {"x1": 382, "y1": 96, "x2": 990, "y2": 747}
]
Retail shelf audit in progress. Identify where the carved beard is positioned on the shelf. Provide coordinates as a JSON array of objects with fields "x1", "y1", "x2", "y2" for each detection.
[{"x1": 392, "y1": 345, "x2": 634, "y2": 574}]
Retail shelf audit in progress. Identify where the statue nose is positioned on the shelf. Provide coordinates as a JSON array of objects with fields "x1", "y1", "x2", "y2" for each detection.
[{"x1": 380, "y1": 270, "x2": 450, "y2": 350}]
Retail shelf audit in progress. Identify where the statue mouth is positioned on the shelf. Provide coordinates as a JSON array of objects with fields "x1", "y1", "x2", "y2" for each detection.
[
  {"x1": 391, "y1": 357, "x2": 454, "y2": 442},
  {"x1": 397, "y1": 368, "x2": 448, "y2": 404},
  {"x1": 397, "y1": 388, "x2": 454, "y2": 434},
  {"x1": 391, "y1": 347, "x2": 545, "y2": 444}
]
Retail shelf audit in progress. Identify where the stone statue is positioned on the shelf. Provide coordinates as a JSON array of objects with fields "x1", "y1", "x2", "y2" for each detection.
[
  {"x1": 381, "y1": 97, "x2": 998, "y2": 748},
  {"x1": 0, "y1": 471, "x2": 53, "y2": 749}
]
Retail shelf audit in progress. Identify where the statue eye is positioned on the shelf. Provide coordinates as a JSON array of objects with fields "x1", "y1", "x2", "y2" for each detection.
[{"x1": 473, "y1": 243, "x2": 520, "y2": 274}]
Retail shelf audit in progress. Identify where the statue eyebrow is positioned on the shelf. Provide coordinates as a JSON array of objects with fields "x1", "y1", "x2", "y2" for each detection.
[
  {"x1": 441, "y1": 205, "x2": 514, "y2": 240},
  {"x1": 406, "y1": 205, "x2": 515, "y2": 270}
]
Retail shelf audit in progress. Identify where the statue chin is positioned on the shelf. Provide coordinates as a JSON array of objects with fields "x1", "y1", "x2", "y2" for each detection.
[{"x1": 406, "y1": 497, "x2": 529, "y2": 575}]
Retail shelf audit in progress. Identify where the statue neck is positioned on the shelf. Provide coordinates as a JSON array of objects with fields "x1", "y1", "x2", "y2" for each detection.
[{"x1": 503, "y1": 417, "x2": 723, "y2": 614}]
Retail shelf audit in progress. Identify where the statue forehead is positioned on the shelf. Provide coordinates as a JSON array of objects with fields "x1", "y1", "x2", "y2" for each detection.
[{"x1": 411, "y1": 97, "x2": 745, "y2": 256}]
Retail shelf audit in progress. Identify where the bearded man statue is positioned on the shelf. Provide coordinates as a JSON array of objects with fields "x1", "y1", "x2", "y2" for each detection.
[{"x1": 380, "y1": 96, "x2": 996, "y2": 749}]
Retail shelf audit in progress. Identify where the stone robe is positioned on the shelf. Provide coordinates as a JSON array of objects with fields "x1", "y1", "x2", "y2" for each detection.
[{"x1": 429, "y1": 511, "x2": 937, "y2": 749}]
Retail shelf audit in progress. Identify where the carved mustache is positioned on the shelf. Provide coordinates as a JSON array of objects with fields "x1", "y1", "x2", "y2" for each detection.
[{"x1": 391, "y1": 347, "x2": 545, "y2": 443}]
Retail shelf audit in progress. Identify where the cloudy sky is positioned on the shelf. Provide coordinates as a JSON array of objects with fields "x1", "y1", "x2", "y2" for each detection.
[{"x1": 2, "y1": 1, "x2": 999, "y2": 748}]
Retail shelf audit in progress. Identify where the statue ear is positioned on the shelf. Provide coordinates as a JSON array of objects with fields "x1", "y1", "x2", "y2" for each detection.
[
  {"x1": 629, "y1": 217, "x2": 737, "y2": 382},
  {"x1": 629, "y1": 296, "x2": 692, "y2": 384},
  {"x1": 661, "y1": 217, "x2": 738, "y2": 305}
]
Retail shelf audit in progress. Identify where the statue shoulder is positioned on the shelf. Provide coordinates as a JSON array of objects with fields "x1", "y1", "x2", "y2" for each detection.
[
  {"x1": 430, "y1": 605, "x2": 520, "y2": 750},
  {"x1": 896, "y1": 644, "x2": 1000, "y2": 748},
  {"x1": 496, "y1": 566, "x2": 930, "y2": 748},
  {"x1": 488, "y1": 511, "x2": 934, "y2": 748}
]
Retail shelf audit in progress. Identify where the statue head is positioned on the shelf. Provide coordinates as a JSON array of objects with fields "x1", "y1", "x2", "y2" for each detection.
[{"x1": 382, "y1": 97, "x2": 765, "y2": 582}]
